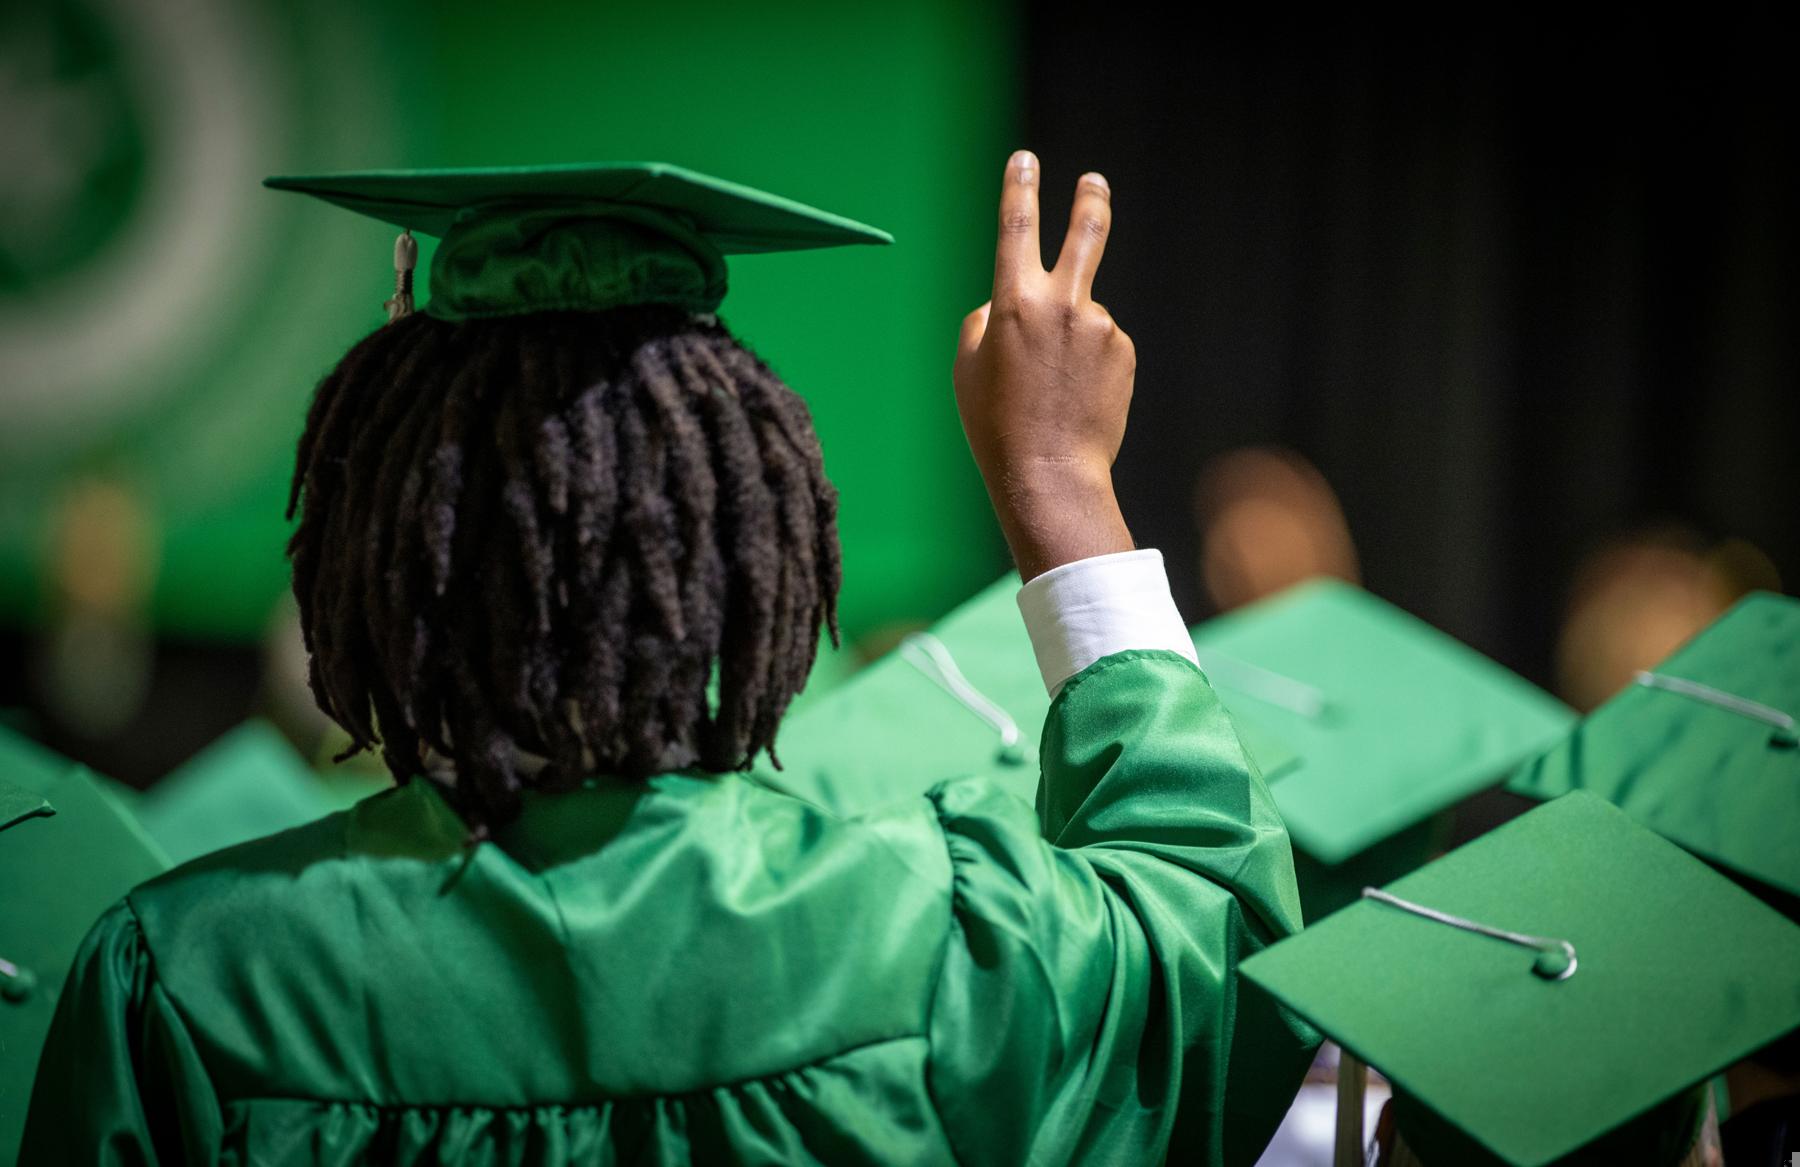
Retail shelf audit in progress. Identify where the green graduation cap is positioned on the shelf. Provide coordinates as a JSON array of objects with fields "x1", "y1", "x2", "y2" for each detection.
[
  {"x1": 1190, "y1": 579, "x2": 1575, "y2": 916},
  {"x1": 0, "y1": 730, "x2": 166, "y2": 1158},
  {"x1": 759, "y1": 574, "x2": 1300, "y2": 819},
  {"x1": 265, "y1": 162, "x2": 892, "y2": 322},
  {"x1": 0, "y1": 723, "x2": 73, "y2": 797},
  {"x1": 1241, "y1": 791, "x2": 1800, "y2": 1167},
  {"x1": 136, "y1": 721, "x2": 341, "y2": 866},
  {"x1": 0, "y1": 775, "x2": 51, "y2": 835},
  {"x1": 757, "y1": 575, "x2": 1050, "y2": 817},
  {"x1": 1509, "y1": 591, "x2": 1800, "y2": 902}
]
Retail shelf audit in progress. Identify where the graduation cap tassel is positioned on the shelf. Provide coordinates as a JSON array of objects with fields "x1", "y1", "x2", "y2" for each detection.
[
  {"x1": 900, "y1": 632, "x2": 1028, "y2": 766},
  {"x1": 384, "y1": 229, "x2": 418, "y2": 322},
  {"x1": 1633, "y1": 670, "x2": 1798, "y2": 747},
  {"x1": 1361, "y1": 887, "x2": 1578, "y2": 981},
  {"x1": 1192, "y1": 649, "x2": 1329, "y2": 719}
]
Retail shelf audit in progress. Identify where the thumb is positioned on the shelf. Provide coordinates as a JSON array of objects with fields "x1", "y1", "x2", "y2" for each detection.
[{"x1": 958, "y1": 302, "x2": 992, "y2": 358}]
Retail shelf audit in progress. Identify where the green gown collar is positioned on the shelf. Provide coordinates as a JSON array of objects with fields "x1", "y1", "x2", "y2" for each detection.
[{"x1": 347, "y1": 773, "x2": 724, "y2": 871}]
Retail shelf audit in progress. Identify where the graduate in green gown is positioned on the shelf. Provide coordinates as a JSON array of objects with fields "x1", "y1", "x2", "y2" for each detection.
[{"x1": 21, "y1": 153, "x2": 1315, "y2": 1165}]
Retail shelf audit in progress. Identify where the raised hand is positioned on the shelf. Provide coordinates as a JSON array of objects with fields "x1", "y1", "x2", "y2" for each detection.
[{"x1": 953, "y1": 150, "x2": 1137, "y2": 581}]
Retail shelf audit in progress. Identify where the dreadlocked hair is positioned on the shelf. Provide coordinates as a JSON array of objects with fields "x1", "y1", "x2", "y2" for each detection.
[{"x1": 286, "y1": 307, "x2": 841, "y2": 830}]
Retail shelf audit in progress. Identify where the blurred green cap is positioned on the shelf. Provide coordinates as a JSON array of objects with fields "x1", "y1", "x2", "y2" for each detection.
[
  {"x1": 1192, "y1": 579, "x2": 1575, "y2": 868},
  {"x1": 136, "y1": 721, "x2": 339, "y2": 866},
  {"x1": 762, "y1": 574, "x2": 1299, "y2": 818},
  {"x1": 0, "y1": 775, "x2": 50, "y2": 835},
  {"x1": 758, "y1": 575, "x2": 1050, "y2": 816},
  {"x1": 0, "y1": 729, "x2": 165, "y2": 1154},
  {"x1": 1509, "y1": 592, "x2": 1800, "y2": 901}
]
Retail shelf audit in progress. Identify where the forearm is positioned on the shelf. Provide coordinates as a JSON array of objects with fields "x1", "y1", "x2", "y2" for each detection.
[{"x1": 983, "y1": 459, "x2": 1135, "y2": 583}]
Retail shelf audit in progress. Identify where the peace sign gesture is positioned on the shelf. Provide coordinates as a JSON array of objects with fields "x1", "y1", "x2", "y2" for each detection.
[{"x1": 953, "y1": 151, "x2": 1137, "y2": 580}]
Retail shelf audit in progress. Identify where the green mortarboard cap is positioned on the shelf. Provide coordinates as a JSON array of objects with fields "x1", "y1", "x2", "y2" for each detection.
[
  {"x1": 1509, "y1": 591, "x2": 1800, "y2": 902},
  {"x1": 265, "y1": 162, "x2": 892, "y2": 321},
  {"x1": 761, "y1": 574, "x2": 1300, "y2": 818},
  {"x1": 1241, "y1": 791, "x2": 1800, "y2": 1167},
  {"x1": 1, "y1": 744, "x2": 165, "y2": 1155},
  {"x1": 758, "y1": 575, "x2": 1049, "y2": 817},
  {"x1": 1191, "y1": 580, "x2": 1575, "y2": 871},
  {"x1": 1, "y1": 727, "x2": 60, "y2": 834},
  {"x1": 0, "y1": 725, "x2": 74, "y2": 796},
  {"x1": 777, "y1": 629, "x2": 864, "y2": 721},
  {"x1": 1, "y1": 722, "x2": 147, "y2": 824},
  {"x1": 0, "y1": 776, "x2": 51, "y2": 835},
  {"x1": 136, "y1": 721, "x2": 338, "y2": 866}
]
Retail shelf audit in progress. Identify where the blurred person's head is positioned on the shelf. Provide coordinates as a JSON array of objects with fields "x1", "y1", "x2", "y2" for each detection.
[
  {"x1": 1193, "y1": 446, "x2": 1359, "y2": 612},
  {"x1": 37, "y1": 471, "x2": 157, "y2": 737},
  {"x1": 286, "y1": 307, "x2": 840, "y2": 829},
  {"x1": 259, "y1": 592, "x2": 344, "y2": 763},
  {"x1": 1555, "y1": 527, "x2": 1777, "y2": 712}
]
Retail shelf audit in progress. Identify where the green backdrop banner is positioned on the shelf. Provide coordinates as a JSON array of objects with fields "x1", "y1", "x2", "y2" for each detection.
[{"x1": 0, "y1": 0, "x2": 1013, "y2": 643}]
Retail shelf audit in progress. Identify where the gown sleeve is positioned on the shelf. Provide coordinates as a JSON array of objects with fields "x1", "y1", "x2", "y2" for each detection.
[
  {"x1": 18, "y1": 899, "x2": 218, "y2": 1166},
  {"x1": 924, "y1": 648, "x2": 1318, "y2": 1167}
]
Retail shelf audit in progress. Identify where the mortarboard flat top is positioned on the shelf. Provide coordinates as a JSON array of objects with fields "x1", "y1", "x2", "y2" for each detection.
[
  {"x1": 0, "y1": 753, "x2": 165, "y2": 1157},
  {"x1": 761, "y1": 575, "x2": 1299, "y2": 818},
  {"x1": 758, "y1": 575, "x2": 1052, "y2": 817},
  {"x1": 266, "y1": 163, "x2": 891, "y2": 321},
  {"x1": 137, "y1": 721, "x2": 339, "y2": 866},
  {"x1": 1509, "y1": 592, "x2": 1800, "y2": 900},
  {"x1": 0, "y1": 775, "x2": 50, "y2": 834},
  {"x1": 1191, "y1": 579, "x2": 1575, "y2": 867},
  {"x1": 265, "y1": 163, "x2": 894, "y2": 251},
  {"x1": 0, "y1": 726, "x2": 74, "y2": 796},
  {"x1": 1241, "y1": 791, "x2": 1800, "y2": 1167}
]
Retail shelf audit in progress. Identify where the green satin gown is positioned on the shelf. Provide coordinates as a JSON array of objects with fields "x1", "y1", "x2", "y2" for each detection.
[{"x1": 20, "y1": 650, "x2": 1316, "y2": 1165}]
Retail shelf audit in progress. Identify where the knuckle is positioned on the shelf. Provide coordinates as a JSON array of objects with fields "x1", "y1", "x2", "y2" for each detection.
[
  {"x1": 991, "y1": 295, "x2": 1029, "y2": 323},
  {"x1": 999, "y1": 210, "x2": 1036, "y2": 235},
  {"x1": 1079, "y1": 213, "x2": 1109, "y2": 240}
]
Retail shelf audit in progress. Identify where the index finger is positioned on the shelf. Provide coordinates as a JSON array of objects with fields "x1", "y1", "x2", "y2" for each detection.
[{"x1": 993, "y1": 150, "x2": 1042, "y2": 294}]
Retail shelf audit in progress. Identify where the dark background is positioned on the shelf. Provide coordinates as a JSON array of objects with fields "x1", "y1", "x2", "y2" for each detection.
[{"x1": 1026, "y1": 9, "x2": 1797, "y2": 685}]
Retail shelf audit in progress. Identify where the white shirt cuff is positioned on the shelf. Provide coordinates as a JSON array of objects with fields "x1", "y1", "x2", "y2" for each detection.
[{"x1": 1015, "y1": 549, "x2": 1199, "y2": 696}]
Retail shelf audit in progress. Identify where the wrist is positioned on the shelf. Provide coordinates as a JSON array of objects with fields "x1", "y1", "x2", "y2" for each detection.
[
  {"x1": 1001, "y1": 451, "x2": 1113, "y2": 495},
  {"x1": 984, "y1": 459, "x2": 1133, "y2": 581}
]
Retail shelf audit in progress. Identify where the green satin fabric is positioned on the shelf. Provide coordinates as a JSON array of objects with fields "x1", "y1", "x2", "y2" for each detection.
[
  {"x1": 21, "y1": 651, "x2": 1316, "y2": 1166},
  {"x1": 425, "y1": 203, "x2": 729, "y2": 320}
]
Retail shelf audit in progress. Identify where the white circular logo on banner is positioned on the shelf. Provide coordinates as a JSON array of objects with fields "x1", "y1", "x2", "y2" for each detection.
[{"x1": 0, "y1": 0, "x2": 285, "y2": 456}]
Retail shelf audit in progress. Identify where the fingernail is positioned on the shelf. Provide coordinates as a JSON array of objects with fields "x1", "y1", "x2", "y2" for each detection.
[
  {"x1": 1082, "y1": 172, "x2": 1109, "y2": 193},
  {"x1": 1010, "y1": 149, "x2": 1038, "y2": 181}
]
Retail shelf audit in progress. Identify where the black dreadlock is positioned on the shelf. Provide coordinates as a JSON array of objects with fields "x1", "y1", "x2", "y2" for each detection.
[{"x1": 286, "y1": 308, "x2": 841, "y2": 829}]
